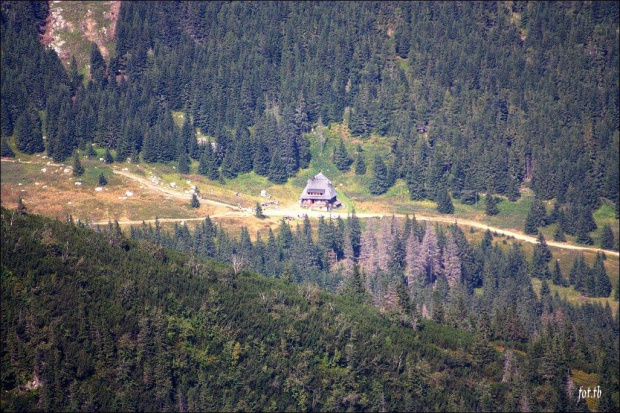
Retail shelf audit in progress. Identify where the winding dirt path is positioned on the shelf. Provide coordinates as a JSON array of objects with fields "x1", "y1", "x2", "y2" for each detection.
[
  {"x1": 3, "y1": 158, "x2": 617, "y2": 257},
  {"x1": 100, "y1": 169, "x2": 619, "y2": 257},
  {"x1": 111, "y1": 169, "x2": 237, "y2": 209}
]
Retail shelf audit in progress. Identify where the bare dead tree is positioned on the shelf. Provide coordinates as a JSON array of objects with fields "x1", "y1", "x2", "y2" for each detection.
[{"x1": 231, "y1": 253, "x2": 246, "y2": 275}]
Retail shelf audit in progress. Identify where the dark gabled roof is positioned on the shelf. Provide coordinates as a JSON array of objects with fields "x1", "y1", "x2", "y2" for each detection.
[{"x1": 300, "y1": 173, "x2": 337, "y2": 200}]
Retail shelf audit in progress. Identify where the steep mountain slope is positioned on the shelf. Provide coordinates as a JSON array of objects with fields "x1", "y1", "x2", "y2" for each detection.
[
  {"x1": 3, "y1": 208, "x2": 617, "y2": 411},
  {"x1": 1, "y1": 207, "x2": 498, "y2": 411}
]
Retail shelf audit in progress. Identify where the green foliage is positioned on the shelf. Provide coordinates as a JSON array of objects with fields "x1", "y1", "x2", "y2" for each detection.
[
  {"x1": 15, "y1": 106, "x2": 44, "y2": 154},
  {"x1": 553, "y1": 226, "x2": 566, "y2": 242},
  {"x1": 406, "y1": 162, "x2": 425, "y2": 201},
  {"x1": 177, "y1": 151, "x2": 190, "y2": 174},
  {"x1": 90, "y1": 42, "x2": 107, "y2": 88},
  {"x1": 267, "y1": 154, "x2": 288, "y2": 184},
  {"x1": 98, "y1": 172, "x2": 108, "y2": 186},
  {"x1": 369, "y1": 154, "x2": 390, "y2": 195},
  {"x1": 87, "y1": 143, "x2": 97, "y2": 158},
  {"x1": 524, "y1": 210, "x2": 538, "y2": 235},
  {"x1": 592, "y1": 253, "x2": 611, "y2": 298},
  {"x1": 485, "y1": 193, "x2": 499, "y2": 216},
  {"x1": 354, "y1": 150, "x2": 366, "y2": 175},
  {"x1": 600, "y1": 224, "x2": 615, "y2": 250},
  {"x1": 2, "y1": 1, "x2": 618, "y2": 216},
  {"x1": 190, "y1": 193, "x2": 200, "y2": 208},
  {"x1": 103, "y1": 148, "x2": 114, "y2": 164},
  {"x1": 436, "y1": 187, "x2": 454, "y2": 214},
  {"x1": 72, "y1": 152, "x2": 84, "y2": 177},
  {"x1": 332, "y1": 139, "x2": 352, "y2": 172},
  {"x1": 255, "y1": 202, "x2": 265, "y2": 219},
  {"x1": 1, "y1": 208, "x2": 514, "y2": 412},
  {"x1": 1, "y1": 138, "x2": 15, "y2": 158}
]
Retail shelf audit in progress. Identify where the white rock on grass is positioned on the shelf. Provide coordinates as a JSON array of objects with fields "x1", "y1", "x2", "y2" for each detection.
[
  {"x1": 122, "y1": 167, "x2": 128, "y2": 171},
  {"x1": 63, "y1": 168, "x2": 71, "y2": 174},
  {"x1": 41, "y1": 168, "x2": 47, "y2": 173},
  {"x1": 75, "y1": 182, "x2": 82, "y2": 186},
  {"x1": 100, "y1": 158, "x2": 104, "y2": 162},
  {"x1": 42, "y1": 186, "x2": 47, "y2": 189},
  {"x1": 125, "y1": 191, "x2": 133, "y2": 197},
  {"x1": 95, "y1": 187, "x2": 103, "y2": 192},
  {"x1": 170, "y1": 182, "x2": 177, "y2": 188}
]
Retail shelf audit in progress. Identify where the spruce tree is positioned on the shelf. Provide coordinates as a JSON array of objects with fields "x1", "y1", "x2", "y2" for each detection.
[
  {"x1": 90, "y1": 42, "x2": 107, "y2": 88},
  {"x1": 197, "y1": 148, "x2": 208, "y2": 176},
  {"x1": 600, "y1": 224, "x2": 615, "y2": 250},
  {"x1": 575, "y1": 219, "x2": 593, "y2": 245},
  {"x1": 234, "y1": 127, "x2": 253, "y2": 173},
  {"x1": 72, "y1": 152, "x2": 84, "y2": 177},
  {"x1": 552, "y1": 259, "x2": 567, "y2": 286},
  {"x1": 104, "y1": 148, "x2": 114, "y2": 164},
  {"x1": 354, "y1": 151, "x2": 366, "y2": 175},
  {"x1": 407, "y1": 162, "x2": 426, "y2": 201},
  {"x1": 353, "y1": 145, "x2": 366, "y2": 175},
  {"x1": 98, "y1": 172, "x2": 107, "y2": 186},
  {"x1": 268, "y1": 153, "x2": 288, "y2": 184},
  {"x1": 553, "y1": 226, "x2": 566, "y2": 242},
  {"x1": 190, "y1": 193, "x2": 200, "y2": 208},
  {"x1": 485, "y1": 193, "x2": 499, "y2": 216},
  {"x1": 535, "y1": 232, "x2": 552, "y2": 263},
  {"x1": 593, "y1": 253, "x2": 611, "y2": 297},
  {"x1": 255, "y1": 202, "x2": 265, "y2": 219},
  {"x1": 15, "y1": 108, "x2": 44, "y2": 154},
  {"x1": 436, "y1": 187, "x2": 454, "y2": 214},
  {"x1": 15, "y1": 197, "x2": 27, "y2": 216},
  {"x1": 221, "y1": 150, "x2": 238, "y2": 179},
  {"x1": 1, "y1": 98, "x2": 12, "y2": 138},
  {"x1": 333, "y1": 139, "x2": 352, "y2": 172},
  {"x1": 87, "y1": 143, "x2": 97, "y2": 158},
  {"x1": 532, "y1": 232, "x2": 552, "y2": 280},
  {"x1": 178, "y1": 151, "x2": 190, "y2": 174},
  {"x1": 1, "y1": 138, "x2": 15, "y2": 158},
  {"x1": 530, "y1": 198, "x2": 547, "y2": 227},
  {"x1": 253, "y1": 138, "x2": 270, "y2": 176},
  {"x1": 206, "y1": 146, "x2": 220, "y2": 181},
  {"x1": 524, "y1": 211, "x2": 538, "y2": 235},
  {"x1": 370, "y1": 154, "x2": 390, "y2": 195}
]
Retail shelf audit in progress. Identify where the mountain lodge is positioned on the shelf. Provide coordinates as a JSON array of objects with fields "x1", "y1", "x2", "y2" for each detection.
[{"x1": 299, "y1": 172, "x2": 342, "y2": 210}]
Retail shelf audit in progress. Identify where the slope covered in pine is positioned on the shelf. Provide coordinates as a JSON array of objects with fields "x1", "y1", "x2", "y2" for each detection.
[
  {"x1": 2, "y1": 208, "x2": 619, "y2": 411},
  {"x1": 1, "y1": 1, "x2": 618, "y2": 245},
  {"x1": 0, "y1": 208, "x2": 490, "y2": 411}
]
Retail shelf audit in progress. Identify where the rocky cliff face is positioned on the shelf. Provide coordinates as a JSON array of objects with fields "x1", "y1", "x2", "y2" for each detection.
[{"x1": 40, "y1": 1, "x2": 120, "y2": 71}]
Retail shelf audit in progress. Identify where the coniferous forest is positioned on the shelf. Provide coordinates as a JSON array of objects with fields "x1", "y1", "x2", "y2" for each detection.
[
  {"x1": 2, "y1": 207, "x2": 619, "y2": 412},
  {"x1": 1, "y1": 1, "x2": 619, "y2": 412},
  {"x1": 2, "y1": 2, "x2": 619, "y2": 222}
]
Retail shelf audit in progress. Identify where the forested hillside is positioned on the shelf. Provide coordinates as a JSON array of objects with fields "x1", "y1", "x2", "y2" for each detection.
[
  {"x1": 1, "y1": 2, "x2": 619, "y2": 411},
  {"x1": 2, "y1": 1, "x2": 618, "y2": 237},
  {"x1": 2, "y1": 208, "x2": 618, "y2": 411}
]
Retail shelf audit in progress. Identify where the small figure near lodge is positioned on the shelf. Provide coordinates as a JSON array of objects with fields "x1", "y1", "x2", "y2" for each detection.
[{"x1": 299, "y1": 172, "x2": 342, "y2": 211}]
